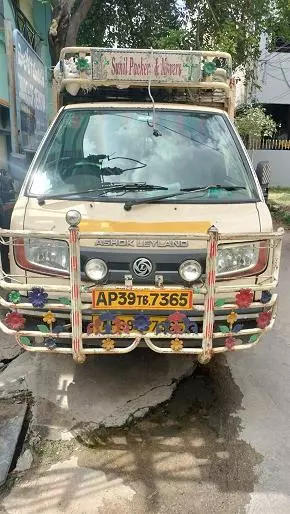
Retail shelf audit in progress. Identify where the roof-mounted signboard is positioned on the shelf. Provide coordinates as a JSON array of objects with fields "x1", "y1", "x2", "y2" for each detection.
[{"x1": 91, "y1": 49, "x2": 202, "y2": 84}]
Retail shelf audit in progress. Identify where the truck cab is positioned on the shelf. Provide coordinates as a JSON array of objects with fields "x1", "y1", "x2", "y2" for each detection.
[{"x1": 0, "y1": 47, "x2": 283, "y2": 363}]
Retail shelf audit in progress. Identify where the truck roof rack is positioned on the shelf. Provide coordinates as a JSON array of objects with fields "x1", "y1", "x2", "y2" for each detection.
[{"x1": 54, "y1": 47, "x2": 235, "y2": 116}]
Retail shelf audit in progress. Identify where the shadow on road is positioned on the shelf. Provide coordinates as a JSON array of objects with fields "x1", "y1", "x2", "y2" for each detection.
[
  {"x1": 70, "y1": 355, "x2": 263, "y2": 513},
  {"x1": 1, "y1": 354, "x2": 263, "y2": 514}
]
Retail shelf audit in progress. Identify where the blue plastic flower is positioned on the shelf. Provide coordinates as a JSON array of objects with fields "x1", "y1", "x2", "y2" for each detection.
[
  {"x1": 28, "y1": 288, "x2": 48, "y2": 308},
  {"x1": 133, "y1": 314, "x2": 150, "y2": 332},
  {"x1": 155, "y1": 321, "x2": 170, "y2": 334},
  {"x1": 184, "y1": 318, "x2": 198, "y2": 334},
  {"x1": 261, "y1": 291, "x2": 272, "y2": 304},
  {"x1": 44, "y1": 337, "x2": 57, "y2": 350}
]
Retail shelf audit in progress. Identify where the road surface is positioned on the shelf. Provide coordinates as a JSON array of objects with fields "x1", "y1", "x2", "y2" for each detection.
[{"x1": 0, "y1": 231, "x2": 290, "y2": 514}]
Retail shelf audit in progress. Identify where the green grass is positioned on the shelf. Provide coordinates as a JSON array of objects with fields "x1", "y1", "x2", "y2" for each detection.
[
  {"x1": 269, "y1": 187, "x2": 290, "y2": 205},
  {"x1": 269, "y1": 187, "x2": 290, "y2": 227}
]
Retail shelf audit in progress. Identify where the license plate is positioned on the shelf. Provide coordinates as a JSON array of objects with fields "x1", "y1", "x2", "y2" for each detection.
[{"x1": 92, "y1": 288, "x2": 193, "y2": 310}]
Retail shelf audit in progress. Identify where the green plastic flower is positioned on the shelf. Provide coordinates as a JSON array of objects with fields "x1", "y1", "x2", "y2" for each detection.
[
  {"x1": 203, "y1": 61, "x2": 217, "y2": 76},
  {"x1": 8, "y1": 291, "x2": 21, "y2": 304},
  {"x1": 76, "y1": 57, "x2": 90, "y2": 72}
]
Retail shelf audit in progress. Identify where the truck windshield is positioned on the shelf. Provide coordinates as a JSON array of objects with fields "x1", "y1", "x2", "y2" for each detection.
[{"x1": 27, "y1": 109, "x2": 259, "y2": 204}]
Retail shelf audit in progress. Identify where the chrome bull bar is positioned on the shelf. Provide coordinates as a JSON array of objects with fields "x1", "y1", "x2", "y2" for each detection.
[{"x1": 0, "y1": 218, "x2": 284, "y2": 364}]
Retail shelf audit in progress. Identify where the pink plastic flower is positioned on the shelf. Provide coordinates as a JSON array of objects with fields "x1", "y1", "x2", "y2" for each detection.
[
  {"x1": 257, "y1": 311, "x2": 272, "y2": 329},
  {"x1": 168, "y1": 312, "x2": 186, "y2": 322},
  {"x1": 225, "y1": 336, "x2": 236, "y2": 351}
]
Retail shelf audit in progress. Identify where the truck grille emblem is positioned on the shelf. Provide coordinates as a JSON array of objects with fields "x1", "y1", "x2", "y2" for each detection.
[{"x1": 132, "y1": 257, "x2": 153, "y2": 277}]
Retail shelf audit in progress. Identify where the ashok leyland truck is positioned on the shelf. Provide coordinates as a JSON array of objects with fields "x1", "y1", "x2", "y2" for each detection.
[{"x1": 0, "y1": 47, "x2": 283, "y2": 364}]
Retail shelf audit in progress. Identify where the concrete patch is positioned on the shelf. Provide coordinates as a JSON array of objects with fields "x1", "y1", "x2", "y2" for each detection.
[
  {"x1": 0, "y1": 401, "x2": 27, "y2": 486},
  {"x1": 0, "y1": 351, "x2": 195, "y2": 439},
  {"x1": 3, "y1": 455, "x2": 136, "y2": 514},
  {"x1": 3, "y1": 358, "x2": 261, "y2": 514},
  {"x1": 0, "y1": 334, "x2": 22, "y2": 362},
  {"x1": 15, "y1": 449, "x2": 33, "y2": 473}
]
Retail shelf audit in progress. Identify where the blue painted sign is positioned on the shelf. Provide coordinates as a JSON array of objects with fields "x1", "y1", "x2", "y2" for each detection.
[{"x1": 13, "y1": 29, "x2": 47, "y2": 152}]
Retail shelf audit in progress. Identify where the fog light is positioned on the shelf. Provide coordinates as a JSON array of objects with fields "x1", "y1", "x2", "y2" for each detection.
[
  {"x1": 179, "y1": 260, "x2": 202, "y2": 282},
  {"x1": 66, "y1": 209, "x2": 81, "y2": 226},
  {"x1": 85, "y1": 258, "x2": 107, "y2": 281}
]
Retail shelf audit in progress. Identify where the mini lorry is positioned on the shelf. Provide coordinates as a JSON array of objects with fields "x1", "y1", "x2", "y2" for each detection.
[{"x1": 0, "y1": 47, "x2": 284, "y2": 363}]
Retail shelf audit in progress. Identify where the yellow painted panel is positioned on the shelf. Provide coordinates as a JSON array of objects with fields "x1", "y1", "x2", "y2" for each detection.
[{"x1": 79, "y1": 220, "x2": 211, "y2": 234}]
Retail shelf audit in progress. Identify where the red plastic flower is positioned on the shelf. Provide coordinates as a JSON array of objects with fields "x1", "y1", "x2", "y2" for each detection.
[
  {"x1": 170, "y1": 322, "x2": 184, "y2": 334},
  {"x1": 112, "y1": 318, "x2": 130, "y2": 334},
  {"x1": 225, "y1": 336, "x2": 236, "y2": 351},
  {"x1": 235, "y1": 289, "x2": 254, "y2": 308},
  {"x1": 168, "y1": 312, "x2": 186, "y2": 322},
  {"x1": 257, "y1": 311, "x2": 272, "y2": 329},
  {"x1": 5, "y1": 311, "x2": 25, "y2": 330}
]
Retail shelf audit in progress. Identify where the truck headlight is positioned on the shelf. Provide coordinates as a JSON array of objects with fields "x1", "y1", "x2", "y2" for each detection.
[
  {"x1": 179, "y1": 260, "x2": 202, "y2": 282},
  {"x1": 85, "y1": 258, "x2": 107, "y2": 281},
  {"x1": 14, "y1": 238, "x2": 69, "y2": 276},
  {"x1": 216, "y1": 242, "x2": 268, "y2": 278}
]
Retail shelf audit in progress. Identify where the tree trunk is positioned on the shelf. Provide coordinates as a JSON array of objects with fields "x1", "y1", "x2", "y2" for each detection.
[
  {"x1": 65, "y1": 0, "x2": 94, "y2": 46},
  {"x1": 48, "y1": 1, "x2": 71, "y2": 66}
]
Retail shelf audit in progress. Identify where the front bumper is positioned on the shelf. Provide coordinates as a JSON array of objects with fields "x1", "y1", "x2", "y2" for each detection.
[{"x1": 0, "y1": 223, "x2": 284, "y2": 364}]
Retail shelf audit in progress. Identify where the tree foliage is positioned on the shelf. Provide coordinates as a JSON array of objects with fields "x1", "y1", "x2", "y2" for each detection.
[
  {"x1": 77, "y1": 0, "x2": 182, "y2": 48},
  {"x1": 235, "y1": 105, "x2": 277, "y2": 137},
  {"x1": 47, "y1": 0, "x2": 290, "y2": 77}
]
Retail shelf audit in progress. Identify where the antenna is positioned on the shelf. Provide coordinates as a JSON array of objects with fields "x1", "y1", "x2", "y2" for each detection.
[{"x1": 147, "y1": 47, "x2": 161, "y2": 136}]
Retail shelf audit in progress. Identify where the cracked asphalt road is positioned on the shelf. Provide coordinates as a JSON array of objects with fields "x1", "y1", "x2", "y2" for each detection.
[{"x1": 0, "y1": 231, "x2": 290, "y2": 513}]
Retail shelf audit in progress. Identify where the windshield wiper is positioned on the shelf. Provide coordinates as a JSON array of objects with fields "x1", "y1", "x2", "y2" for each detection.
[
  {"x1": 124, "y1": 184, "x2": 246, "y2": 210},
  {"x1": 37, "y1": 182, "x2": 168, "y2": 204}
]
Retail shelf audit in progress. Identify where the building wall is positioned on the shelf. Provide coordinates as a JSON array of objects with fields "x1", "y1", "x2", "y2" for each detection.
[
  {"x1": 254, "y1": 35, "x2": 290, "y2": 105},
  {"x1": 251, "y1": 150, "x2": 290, "y2": 187},
  {"x1": 32, "y1": 0, "x2": 52, "y2": 117},
  {"x1": 0, "y1": 0, "x2": 51, "y2": 171},
  {"x1": 19, "y1": 0, "x2": 33, "y2": 26},
  {"x1": 0, "y1": 0, "x2": 16, "y2": 107}
]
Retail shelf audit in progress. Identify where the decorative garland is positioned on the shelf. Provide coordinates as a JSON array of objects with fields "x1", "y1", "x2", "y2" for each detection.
[{"x1": 5, "y1": 287, "x2": 273, "y2": 352}]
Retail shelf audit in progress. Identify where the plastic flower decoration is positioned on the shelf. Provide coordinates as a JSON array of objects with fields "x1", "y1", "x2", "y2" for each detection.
[
  {"x1": 235, "y1": 289, "x2": 254, "y2": 308},
  {"x1": 5, "y1": 311, "x2": 25, "y2": 330},
  {"x1": 76, "y1": 57, "x2": 90, "y2": 72},
  {"x1": 43, "y1": 311, "x2": 56, "y2": 325},
  {"x1": 257, "y1": 311, "x2": 272, "y2": 329},
  {"x1": 203, "y1": 61, "x2": 217, "y2": 76},
  {"x1": 183, "y1": 318, "x2": 198, "y2": 334},
  {"x1": 133, "y1": 314, "x2": 150, "y2": 332},
  {"x1": 227, "y1": 311, "x2": 238, "y2": 327},
  {"x1": 168, "y1": 312, "x2": 186, "y2": 322},
  {"x1": 225, "y1": 336, "x2": 236, "y2": 351},
  {"x1": 28, "y1": 288, "x2": 48, "y2": 308},
  {"x1": 45, "y1": 337, "x2": 57, "y2": 350},
  {"x1": 102, "y1": 338, "x2": 115, "y2": 350},
  {"x1": 261, "y1": 291, "x2": 272, "y2": 304},
  {"x1": 8, "y1": 291, "x2": 21, "y2": 304},
  {"x1": 170, "y1": 338, "x2": 184, "y2": 352}
]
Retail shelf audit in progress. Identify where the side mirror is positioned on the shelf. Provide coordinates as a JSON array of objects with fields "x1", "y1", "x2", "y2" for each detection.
[
  {"x1": 255, "y1": 161, "x2": 271, "y2": 203},
  {"x1": 8, "y1": 153, "x2": 29, "y2": 183}
]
